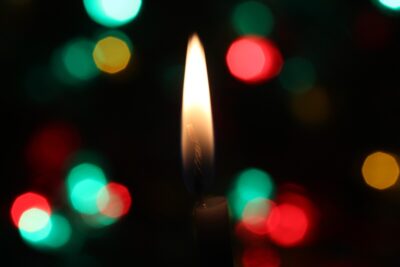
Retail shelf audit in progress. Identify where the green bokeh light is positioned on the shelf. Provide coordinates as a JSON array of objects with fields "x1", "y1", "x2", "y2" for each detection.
[
  {"x1": 228, "y1": 168, "x2": 274, "y2": 219},
  {"x1": 232, "y1": 1, "x2": 274, "y2": 36},
  {"x1": 279, "y1": 57, "x2": 316, "y2": 94},
  {"x1": 52, "y1": 38, "x2": 99, "y2": 85},
  {"x1": 83, "y1": 0, "x2": 142, "y2": 28},
  {"x1": 67, "y1": 163, "x2": 108, "y2": 214},
  {"x1": 70, "y1": 179, "x2": 108, "y2": 214},
  {"x1": 41, "y1": 214, "x2": 72, "y2": 248},
  {"x1": 19, "y1": 210, "x2": 52, "y2": 243},
  {"x1": 376, "y1": 0, "x2": 400, "y2": 10},
  {"x1": 19, "y1": 208, "x2": 51, "y2": 233}
]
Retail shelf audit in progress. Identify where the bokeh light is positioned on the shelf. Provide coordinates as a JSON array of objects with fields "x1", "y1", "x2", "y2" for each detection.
[
  {"x1": 228, "y1": 168, "x2": 274, "y2": 219},
  {"x1": 67, "y1": 163, "x2": 108, "y2": 214},
  {"x1": 362, "y1": 151, "x2": 399, "y2": 190},
  {"x1": 97, "y1": 182, "x2": 132, "y2": 218},
  {"x1": 279, "y1": 57, "x2": 316, "y2": 94},
  {"x1": 242, "y1": 247, "x2": 281, "y2": 267},
  {"x1": 26, "y1": 122, "x2": 80, "y2": 175},
  {"x1": 83, "y1": 0, "x2": 142, "y2": 27},
  {"x1": 18, "y1": 208, "x2": 50, "y2": 233},
  {"x1": 93, "y1": 36, "x2": 132, "y2": 74},
  {"x1": 374, "y1": 0, "x2": 400, "y2": 11},
  {"x1": 52, "y1": 38, "x2": 99, "y2": 85},
  {"x1": 242, "y1": 198, "x2": 273, "y2": 236},
  {"x1": 41, "y1": 214, "x2": 72, "y2": 248},
  {"x1": 267, "y1": 203, "x2": 309, "y2": 247},
  {"x1": 267, "y1": 188, "x2": 317, "y2": 247},
  {"x1": 19, "y1": 212, "x2": 52, "y2": 243},
  {"x1": 232, "y1": 1, "x2": 274, "y2": 36},
  {"x1": 291, "y1": 87, "x2": 330, "y2": 125},
  {"x1": 11, "y1": 192, "x2": 51, "y2": 227},
  {"x1": 226, "y1": 36, "x2": 283, "y2": 83}
]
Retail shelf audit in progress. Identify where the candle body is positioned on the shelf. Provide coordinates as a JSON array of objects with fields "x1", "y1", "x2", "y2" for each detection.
[{"x1": 193, "y1": 196, "x2": 233, "y2": 267}]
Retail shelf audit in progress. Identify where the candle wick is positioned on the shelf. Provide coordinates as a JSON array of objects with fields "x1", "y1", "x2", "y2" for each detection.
[{"x1": 186, "y1": 123, "x2": 204, "y2": 194}]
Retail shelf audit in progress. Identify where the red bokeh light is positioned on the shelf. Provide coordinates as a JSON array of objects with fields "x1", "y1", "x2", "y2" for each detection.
[
  {"x1": 10, "y1": 192, "x2": 51, "y2": 227},
  {"x1": 242, "y1": 247, "x2": 281, "y2": 267},
  {"x1": 99, "y1": 182, "x2": 132, "y2": 218},
  {"x1": 267, "y1": 203, "x2": 309, "y2": 247},
  {"x1": 226, "y1": 36, "x2": 283, "y2": 84},
  {"x1": 26, "y1": 122, "x2": 80, "y2": 175}
]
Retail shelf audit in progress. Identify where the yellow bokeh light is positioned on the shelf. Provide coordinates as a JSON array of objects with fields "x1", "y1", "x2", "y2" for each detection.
[
  {"x1": 362, "y1": 151, "x2": 399, "y2": 190},
  {"x1": 93, "y1": 36, "x2": 131, "y2": 74}
]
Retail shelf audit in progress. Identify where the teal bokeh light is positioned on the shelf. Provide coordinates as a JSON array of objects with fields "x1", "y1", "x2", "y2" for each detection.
[
  {"x1": 376, "y1": 0, "x2": 400, "y2": 10},
  {"x1": 228, "y1": 168, "x2": 274, "y2": 219},
  {"x1": 67, "y1": 163, "x2": 108, "y2": 214},
  {"x1": 232, "y1": 1, "x2": 274, "y2": 36},
  {"x1": 83, "y1": 0, "x2": 142, "y2": 27},
  {"x1": 52, "y1": 38, "x2": 99, "y2": 85},
  {"x1": 42, "y1": 214, "x2": 72, "y2": 248},
  {"x1": 279, "y1": 57, "x2": 316, "y2": 94},
  {"x1": 19, "y1": 210, "x2": 52, "y2": 243}
]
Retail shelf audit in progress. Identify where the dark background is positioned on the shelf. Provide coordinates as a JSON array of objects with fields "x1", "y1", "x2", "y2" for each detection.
[{"x1": 1, "y1": 0, "x2": 400, "y2": 266}]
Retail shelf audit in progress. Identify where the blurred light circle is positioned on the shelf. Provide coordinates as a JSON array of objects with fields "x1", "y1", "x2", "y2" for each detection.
[
  {"x1": 232, "y1": 1, "x2": 274, "y2": 36},
  {"x1": 376, "y1": 0, "x2": 400, "y2": 10},
  {"x1": 42, "y1": 214, "x2": 72, "y2": 248},
  {"x1": 267, "y1": 204, "x2": 309, "y2": 247},
  {"x1": 70, "y1": 179, "x2": 109, "y2": 214},
  {"x1": 242, "y1": 198, "x2": 273, "y2": 236},
  {"x1": 19, "y1": 215, "x2": 52, "y2": 243},
  {"x1": 11, "y1": 192, "x2": 51, "y2": 228},
  {"x1": 97, "y1": 182, "x2": 132, "y2": 218},
  {"x1": 362, "y1": 151, "x2": 399, "y2": 190},
  {"x1": 228, "y1": 168, "x2": 275, "y2": 219},
  {"x1": 83, "y1": 0, "x2": 142, "y2": 27},
  {"x1": 93, "y1": 36, "x2": 132, "y2": 74},
  {"x1": 226, "y1": 36, "x2": 282, "y2": 84},
  {"x1": 18, "y1": 208, "x2": 51, "y2": 233},
  {"x1": 67, "y1": 163, "x2": 107, "y2": 191},
  {"x1": 67, "y1": 163, "x2": 108, "y2": 214},
  {"x1": 279, "y1": 57, "x2": 316, "y2": 94}
]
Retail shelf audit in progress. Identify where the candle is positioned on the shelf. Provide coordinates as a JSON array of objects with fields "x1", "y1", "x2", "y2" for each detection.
[{"x1": 181, "y1": 34, "x2": 233, "y2": 267}]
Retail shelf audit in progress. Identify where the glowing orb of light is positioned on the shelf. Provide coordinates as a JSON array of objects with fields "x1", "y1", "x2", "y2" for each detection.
[
  {"x1": 242, "y1": 198, "x2": 274, "y2": 236},
  {"x1": 18, "y1": 208, "x2": 51, "y2": 233},
  {"x1": 228, "y1": 168, "x2": 274, "y2": 219},
  {"x1": 242, "y1": 247, "x2": 281, "y2": 267},
  {"x1": 375, "y1": 0, "x2": 400, "y2": 11},
  {"x1": 83, "y1": 0, "x2": 142, "y2": 27},
  {"x1": 41, "y1": 214, "x2": 72, "y2": 248},
  {"x1": 279, "y1": 57, "x2": 316, "y2": 94},
  {"x1": 19, "y1": 209, "x2": 52, "y2": 243},
  {"x1": 67, "y1": 163, "x2": 108, "y2": 214},
  {"x1": 362, "y1": 151, "x2": 399, "y2": 190},
  {"x1": 267, "y1": 203, "x2": 309, "y2": 247},
  {"x1": 93, "y1": 36, "x2": 132, "y2": 74},
  {"x1": 226, "y1": 36, "x2": 283, "y2": 84},
  {"x1": 11, "y1": 192, "x2": 51, "y2": 228},
  {"x1": 97, "y1": 182, "x2": 132, "y2": 218},
  {"x1": 70, "y1": 179, "x2": 109, "y2": 215},
  {"x1": 232, "y1": 1, "x2": 274, "y2": 36}
]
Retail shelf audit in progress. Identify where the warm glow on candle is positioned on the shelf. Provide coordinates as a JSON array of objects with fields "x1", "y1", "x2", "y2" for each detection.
[{"x1": 181, "y1": 34, "x2": 214, "y2": 194}]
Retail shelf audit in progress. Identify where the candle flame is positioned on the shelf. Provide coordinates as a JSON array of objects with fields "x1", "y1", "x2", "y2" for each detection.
[{"x1": 181, "y1": 34, "x2": 214, "y2": 194}]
